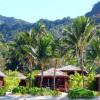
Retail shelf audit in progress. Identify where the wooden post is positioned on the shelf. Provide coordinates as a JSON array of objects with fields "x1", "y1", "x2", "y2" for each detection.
[
  {"x1": 98, "y1": 78, "x2": 100, "y2": 91},
  {"x1": 64, "y1": 79, "x2": 67, "y2": 91},
  {"x1": 65, "y1": 79, "x2": 69, "y2": 92},
  {"x1": 47, "y1": 78, "x2": 50, "y2": 87}
]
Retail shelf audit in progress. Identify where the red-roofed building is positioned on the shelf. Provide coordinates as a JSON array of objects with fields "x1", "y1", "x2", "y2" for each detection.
[
  {"x1": 57, "y1": 65, "x2": 87, "y2": 75},
  {"x1": 35, "y1": 65, "x2": 87, "y2": 92},
  {"x1": 35, "y1": 68, "x2": 69, "y2": 92},
  {"x1": 17, "y1": 72, "x2": 27, "y2": 86}
]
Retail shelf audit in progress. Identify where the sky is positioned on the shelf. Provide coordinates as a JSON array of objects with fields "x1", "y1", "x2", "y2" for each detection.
[{"x1": 0, "y1": 0, "x2": 99, "y2": 23}]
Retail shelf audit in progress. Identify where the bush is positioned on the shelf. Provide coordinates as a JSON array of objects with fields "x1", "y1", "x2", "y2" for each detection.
[
  {"x1": 4, "y1": 71, "x2": 20, "y2": 91},
  {"x1": 94, "y1": 91, "x2": 100, "y2": 96},
  {"x1": 27, "y1": 70, "x2": 40, "y2": 87},
  {"x1": 12, "y1": 86, "x2": 20, "y2": 93},
  {"x1": 86, "y1": 73, "x2": 95, "y2": 89},
  {"x1": 20, "y1": 87, "x2": 29, "y2": 94},
  {"x1": 29, "y1": 87, "x2": 41, "y2": 95},
  {"x1": 88, "y1": 80, "x2": 97, "y2": 90},
  {"x1": 12, "y1": 86, "x2": 60, "y2": 96},
  {"x1": 69, "y1": 72, "x2": 96, "y2": 89},
  {"x1": 68, "y1": 88, "x2": 94, "y2": 99},
  {"x1": 69, "y1": 73, "x2": 83, "y2": 88},
  {"x1": 12, "y1": 86, "x2": 29, "y2": 94},
  {"x1": 37, "y1": 88, "x2": 59, "y2": 96},
  {"x1": 0, "y1": 88, "x2": 6, "y2": 96}
]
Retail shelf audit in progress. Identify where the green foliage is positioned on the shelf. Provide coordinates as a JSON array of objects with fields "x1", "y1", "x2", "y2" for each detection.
[
  {"x1": 68, "y1": 88, "x2": 94, "y2": 99},
  {"x1": 85, "y1": 73, "x2": 97, "y2": 91},
  {"x1": 27, "y1": 70, "x2": 40, "y2": 79},
  {"x1": 12, "y1": 86, "x2": 29, "y2": 94},
  {"x1": 88, "y1": 80, "x2": 97, "y2": 91},
  {"x1": 4, "y1": 71, "x2": 20, "y2": 91},
  {"x1": 64, "y1": 16, "x2": 96, "y2": 76},
  {"x1": 69, "y1": 72, "x2": 96, "y2": 89},
  {"x1": 0, "y1": 88, "x2": 6, "y2": 96},
  {"x1": 86, "y1": 72, "x2": 95, "y2": 88},
  {"x1": 37, "y1": 34, "x2": 53, "y2": 59},
  {"x1": 0, "y1": 15, "x2": 32, "y2": 41},
  {"x1": 69, "y1": 72, "x2": 83, "y2": 88},
  {"x1": 27, "y1": 70, "x2": 40, "y2": 87},
  {"x1": 29, "y1": 87, "x2": 42, "y2": 95},
  {"x1": 94, "y1": 91, "x2": 100, "y2": 96},
  {"x1": 86, "y1": 37, "x2": 100, "y2": 74},
  {"x1": 12, "y1": 86, "x2": 60, "y2": 96},
  {"x1": 6, "y1": 45, "x2": 23, "y2": 70}
]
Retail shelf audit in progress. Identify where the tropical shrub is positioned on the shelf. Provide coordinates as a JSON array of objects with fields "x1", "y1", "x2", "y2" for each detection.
[
  {"x1": 12, "y1": 86, "x2": 21, "y2": 94},
  {"x1": 86, "y1": 73, "x2": 95, "y2": 89},
  {"x1": 88, "y1": 80, "x2": 97, "y2": 91},
  {"x1": 12, "y1": 86, "x2": 60, "y2": 96},
  {"x1": 4, "y1": 71, "x2": 20, "y2": 91},
  {"x1": 69, "y1": 72, "x2": 83, "y2": 88},
  {"x1": 29, "y1": 87, "x2": 41, "y2": 95},
  {"x1": 69, "y1": 72, "x2": 96, "y2": 89},
  {"x1": 94, "y1": 91, "x2": 100, "y2": 96},
  {"x1": 12, "y1": 86, "x2": 29, "y2": 94},
  {"x1": 68, "y1": 88, "x2": 94, "y2": 99},
  {"x1": 0, "y1": 88, "x2": 6, "y2": 96},
  {"x1": 27, "y1": 70, "x2": 40, "y2": 87}
]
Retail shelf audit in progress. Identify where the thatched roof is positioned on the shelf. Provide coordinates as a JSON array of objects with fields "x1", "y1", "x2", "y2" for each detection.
[
  {"x1": 0, "y1": 71, "x2": 5, "y2": 77},
  {"x1": 57, "y1": 65, "x2": 82, "y2": 71},
  {"x1": 38, "y1": 68, "x2": 68, "y2": 77},
  {"x1": 95, "y1": 74, "x2": 100, "y2": 78},
  {"x1": 17, "y1": 72, "x2": 27, "y2": 80}
]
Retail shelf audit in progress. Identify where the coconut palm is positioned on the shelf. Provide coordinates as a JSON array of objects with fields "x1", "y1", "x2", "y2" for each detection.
[
  {"x1": 37, "y1": 33, "x2": 53, "y2": 88},
  {"x1": 15, "y1": 23, "x2": 53, "y2": 88},
  {"x1": 87, "y1": 37, "x2": 100, "y2": 72},
  {"x1": 50, "y1": 39, "x2": 61, "y2": 90},
  {"x1": 64, "y1": 16, "x2": 96, "y2": 88},
  {"x1": 0, "y1": 33, "x2": 10, "y2": 71}
]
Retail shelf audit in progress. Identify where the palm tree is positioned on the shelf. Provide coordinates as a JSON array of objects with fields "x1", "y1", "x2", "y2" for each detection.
[
  {"x1": 64, "y1": 16, "x2": 96, "y2": 88},
  {"x1": 14, "y1": 22, "x2": 53, "y2": 88},
  {"x1": 0, "y1": 33, "x2": 10, "y2": 71},
  {"x1": 37, "y1": 33, "x2": 53, "y2": 88},
  {"x1": 14, "y1": 31, "x2": 37, "y2": 87},
  {"x1": 50, "y1": 38, "x2": 63, "y2": 90},
  {"x1": 87, "y1": 37, "x2": 100, "y2": 72}
]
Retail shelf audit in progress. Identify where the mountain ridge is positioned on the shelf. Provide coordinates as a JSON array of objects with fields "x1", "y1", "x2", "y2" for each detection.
[
  {"x1": 85, "y1": 1, "x2": 100, "y2": 24},
  {"x1": 0, "y1": 2, "x2": 100, "y2": 40}
]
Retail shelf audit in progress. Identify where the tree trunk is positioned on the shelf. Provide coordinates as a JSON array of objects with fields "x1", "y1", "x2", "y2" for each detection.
[
  {"x1": 76, "y1": 47, "x2": 80, "y2": 65},
  {"x1": 53, "y1": 66, "x2": 56, "y2": 90},
  {"x1": 80, "y1": 49, "x2": 85, "y2": 88},
  {"x1": 29, "y1": 71, "x2": 32, "y2": 88},
  {"x1": 40, "y1": 64, "x2": 44, "y2": 90},
  {"x1": 29, "y1": 59, "x2": 33, "y2": 88},
  {"x1": 53, "y1": 59, "x2": 57, "y2": 90}
]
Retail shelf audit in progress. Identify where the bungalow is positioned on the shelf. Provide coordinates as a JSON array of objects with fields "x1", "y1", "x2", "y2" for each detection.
[
  {"x1": 0, "y1": 71, "x2": 5, "y2": 87},
  {"x1": 35, "y1": 68, "x2": 69, "y2": 92},
  {"x1": 17, "y1": 72, "x2": 27, "y2": 86},
  {"x1": 35, "y1": 65, "x2": 87, "y2": 92},
  {"x1": 57, "y1": 65, "x2": 87, "y2": 75},
  {"x1": 95, "y1": 74, "x2": 100, "y2": 91}
]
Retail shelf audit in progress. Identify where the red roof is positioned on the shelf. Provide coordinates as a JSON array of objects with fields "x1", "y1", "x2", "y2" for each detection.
[
  {"x1": 17, "y1": 72, "x2": 27, "y2": 79},
  {"x1": 95, "y1": 74, "x2": 100, "y2": 78},
  {"x1": 0, "y1": 71, "x2": 5, "y2": 77},
  {"x1": 38, "y1": 68, "x2": 68, "y2": 77},
  {"x1": 57, "y1": 65, "x2": 82, "y2": 71}
]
